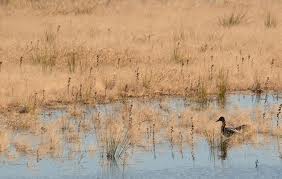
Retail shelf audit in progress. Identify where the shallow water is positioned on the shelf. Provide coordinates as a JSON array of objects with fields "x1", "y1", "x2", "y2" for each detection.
[{"x1": 1, "y1": 92, "x2": 282, "y2": 179}]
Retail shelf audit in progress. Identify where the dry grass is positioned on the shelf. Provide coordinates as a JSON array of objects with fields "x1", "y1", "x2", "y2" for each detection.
[
  {"x1": 218, "y1": 11, "x2": 247, "y2": 27},
  {"x1": 0, "y1": 0, "x2": 281, "y2": 166},
  {"x1": 0, "y1": 0, "x2": 281, "y2": 114},
  {"x1": 264, "y1": 11, "x2": 277, "y2": 28}
]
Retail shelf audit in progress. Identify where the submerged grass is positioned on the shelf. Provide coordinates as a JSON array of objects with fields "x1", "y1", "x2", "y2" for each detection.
[
  {"x1": 0, "y1": 94, "x2": 280, "y2": 167},
  {"x1": 96, "y1": 117, "x2": 132, "y2": 162},
  {"x1": 103, "y1": 132, "x2": 130, "y2": 161}
]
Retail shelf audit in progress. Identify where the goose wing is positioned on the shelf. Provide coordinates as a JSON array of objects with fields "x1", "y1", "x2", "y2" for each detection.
[
  {"x1": 235, "y1": 125, "x2": 248, "y2": 131},
  {"x1": 226, "y1": 127, "x2": 241, "y2": 133}
]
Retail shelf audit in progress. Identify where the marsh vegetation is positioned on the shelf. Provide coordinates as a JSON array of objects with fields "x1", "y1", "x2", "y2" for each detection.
[
  {"x1": 0, "y1": 93, "x2": 281, "y2": 177},
  {"x1": 0, "y1": 0, "x2": 282, "y2": 178},
  {"x1": 0, "y1": 0, "x2": 281, "y2": 113}
]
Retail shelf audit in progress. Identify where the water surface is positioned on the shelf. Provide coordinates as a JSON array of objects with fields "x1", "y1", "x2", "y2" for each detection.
[{"x1": 1, "y1": 92, "x2": 282, "y2": 179}]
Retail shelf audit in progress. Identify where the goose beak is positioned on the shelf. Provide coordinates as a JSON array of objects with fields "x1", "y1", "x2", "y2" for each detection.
[{"x1": 216, "y1": 119, "x2": 220, "y2": 122}]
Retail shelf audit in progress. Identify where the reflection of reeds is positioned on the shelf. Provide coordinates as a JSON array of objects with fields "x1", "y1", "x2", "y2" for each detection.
[
  {"x1": 204, "y1": 129, "x2": 217, "y2": 150},
  {"x1": 277, "y1": 104, "x2": 282, "y2": 128},
  {"x1": 152, "y1": 123, "x2": 156, "y2": 159},
  {"x1": 276, "y1": 136, "x2": 282, "y2": 159},
  {"x1": 14, "y1": 142, "x2": 32, "y2": 154},
  {"x1": 179, "y1": 131, "x2": 183, "y2": 159},
  {"x1": 190, "y1": 118, "x2": 195, "y2": 160}
]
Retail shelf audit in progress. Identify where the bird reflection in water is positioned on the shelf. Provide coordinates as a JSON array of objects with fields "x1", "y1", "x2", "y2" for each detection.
[{"x1": 218, "y1": 138, "x2": 229, "y2": 160}]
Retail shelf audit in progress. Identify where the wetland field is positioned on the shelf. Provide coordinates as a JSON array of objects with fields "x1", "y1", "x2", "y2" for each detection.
[{"x1": 0, "y1": 0, "x2": 282, "y2": 178}]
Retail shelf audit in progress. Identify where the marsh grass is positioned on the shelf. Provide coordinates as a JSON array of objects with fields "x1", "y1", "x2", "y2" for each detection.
[
  {"x1": 194, "y1": 78, "x2": 208, "y2": 105},
  {"x1": 142, "y1": 71, "x2": 152, "y2": 91},
  {"x1": 103, "y1": 132, "x2": 131, "y2": 161},
  {"x1": 170, "y1": 29, "x2": 187, "y2": 64},
  {"x1": 4, "y1": 112, "x2": 39, "y2": 131},
  {"x1": 265, "y1": 11, "x2": 277, "y2": 28},
  {"x1": 218, "y1": 11, "x2": 247, "y2": 27},
  {"x1": 0, "y1": 1, "x2": 281, "y2": 162},
  {"x1": 171, "y1": 42, "x2": 181, "y2": 63},
  {"x1": 29, "y1": 29, "x2": 59, "y2": 72},
  {"x1": 216, "y1": 69, "x2": 228, "y2": 104},
  {"x1": 0, "y1": 94, "x2": 280, "y2": 167},
  {"x1": 0, "y1": 2, "x2": 281, "y2": 113},
  {"x1": 204, "y1": 129, "x2": 219, "y2": 149},
  {"x1": 252, "y1": 75, "x2": 263, "y2": 94},
  {"x1": 0, "y1": 0, "x2": 103, "y2": 15},
  {"x1": 96, "y1": 117, "x2": 132, "y2": 162}
]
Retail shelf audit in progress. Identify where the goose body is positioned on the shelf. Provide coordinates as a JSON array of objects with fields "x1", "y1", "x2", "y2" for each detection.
[{"x1": 216, "y1": 116, "x2": 248, "y2": 137}]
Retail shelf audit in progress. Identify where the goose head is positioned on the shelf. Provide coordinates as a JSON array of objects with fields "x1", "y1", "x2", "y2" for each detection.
[{"x1": 216, "y1": 116, "x2": 226, "y2": 123}]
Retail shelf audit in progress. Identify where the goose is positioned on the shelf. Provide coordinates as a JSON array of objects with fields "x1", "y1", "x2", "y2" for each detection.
[{"x1": 216, "y1": 116, "x2": 248, "y2": 137}]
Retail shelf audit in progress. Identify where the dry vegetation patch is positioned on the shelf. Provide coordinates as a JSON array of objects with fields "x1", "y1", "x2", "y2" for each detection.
[{"x1": 0, "y1": 0, "x2": 281, "y2": 163}]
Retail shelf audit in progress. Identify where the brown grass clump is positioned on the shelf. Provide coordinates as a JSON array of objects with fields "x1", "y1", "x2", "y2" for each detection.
[
  {"x1": 99, "y1": 118, "x2": 131, "y2": 161},
  {"x1": 264, "y1": 11, "x2": 277, "y2": 28},
  {"x1": 218, "y1": 11, "x2": 247, "y2": 27}
]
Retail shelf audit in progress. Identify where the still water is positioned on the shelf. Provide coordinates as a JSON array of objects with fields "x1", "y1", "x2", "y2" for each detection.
[{"x1": 0, "y1": 92, "x2": 282, "y2": 179}]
